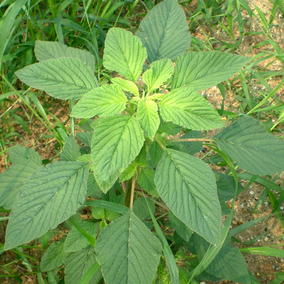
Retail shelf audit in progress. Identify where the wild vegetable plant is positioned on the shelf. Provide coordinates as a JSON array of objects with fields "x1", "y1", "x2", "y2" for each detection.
[{"x1": 1, "y1": 0, "x2": 284, "y2": 283}]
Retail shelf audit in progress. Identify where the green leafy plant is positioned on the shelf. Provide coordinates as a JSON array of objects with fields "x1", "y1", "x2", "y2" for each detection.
[{"x1": 1, "y1": 0, "x2": 284, "y2": 283}]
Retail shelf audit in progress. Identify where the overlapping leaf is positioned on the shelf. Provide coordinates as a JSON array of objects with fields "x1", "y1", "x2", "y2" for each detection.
[
  {"x1": 143, "y1": 58, "x2": 174, "y2": 93},
  {"x1": 91, "y1": 115, "x2": 144, "y2": 193},
  {"x1": 159, "y1": 86, "x2": 224, "y2": 130},
  {"x1": 96, "y1": 211, "x2": 162, "y2": 284},
  {"x1": 195, "y1": 235, "x2": 250, "y2": 283},
  {"x1": 172, "y1": 51, "x2": 250, "y2": 90},
  {"x1": 40, "y1": 241, "x2": 67, "y2": 272},
  {"x1": 5, "y1": 161, "x2": 89, "y2": 250},
  {"x1": 103, "y1": 28, "x2": 147, "y2": 82},
  {"x1": 214, "y1": 116, "x2": 284, "y2": 175},
  {"x1": 71, "y1": 84, "x2": 127, "y2": 118},
  {"x1": 61, "y1": 135, "x2": 81, "y2": 161},
  {"x1": 16, "y1": 58, "x2": 98, "y2": 100},
  {"x1": 0, "y1": 147, "x2": 42, "y2": 209},
  {"x1": 64, "y1": 221, "x2": 99, "y2": 252},
  {"x1": 35, "y1": 40, "x2": 96, "y2": 70},
  {"x1": 111, "y1": 77, "x2": 139, "y2": 97},
  {"x1": 65, "y1": 246, "x2": 101, "y2": 284},
  {"x1": 136, "y1": 100, "x2": 160, "y2": 139},
  {"x1": 155, "y1": 149, "x2": 221, "y2": 244},
  {"x1": 136, "y1": 0, "x2": 191, "y2": 62}
]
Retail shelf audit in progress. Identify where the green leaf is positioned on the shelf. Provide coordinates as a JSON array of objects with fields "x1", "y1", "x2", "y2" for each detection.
[
  {"x1": 159, "y1": 86, "x2": 224, "y2": 130},
  {"x1": 40, "y1": 241, "x2": 67, "y2": 272},
  {"x1": 143, "y1": 59, "x2": 174, "y2": 93},
  {"x1": 5, "y1": 161, "x2": 89, "y2": 250},
  {"x1": 214, "y1": 116, "x2": 284, "y2": 175},
  {"x1": 119, "y1": 163, "x2": 137, "y2": 182},
  {"x1": 169, "y1": 211, "x2": 192, "y2": 242},
  {"x1": 215, "y1": 173, "x2": 243, "y2": 215},
  {"x1": 133, "y1": 197, "x2": 155, "y2": 220},
  {"x1": 77, "y1": 132, "x2": 93, "y2": 147},
  {"x1": 0, "y1": 147, "x2": 42, "y2": 209},
  {"x1": 167, "y1": 131, "x2": 203, "y2": 155},
  {"x1": 64, "y1": 221, "x2": 99, "y2": 253},
  {"x1": 149, "y1": 140, "x2": 164, "y2": 167},
  {"x1": 35, "y1": 40, "x2": 96, "y2": 71},
  {"x1": 172, "y1": 51, "x2": 250, "y2": 90},
  {"x1": 71, "y1": 84, "x2": 127, "y2": 119},
  {"x1": 61, "y1": 135, "x2": 81, "y2": 161},
  {"x1": 111, "y1": 77, "x2": 139, "y2": 97},
  {"x1": 91, "y1": 115, "x2": 144, "y2": 193},
  {"x1": 136, "y1": 0, "x2": 191, "y2": 63},
  {"x1": 9, "y1": 146, "x2": 42, "y2": 164},
  {"x1": 155, "y1": 149, "x2": 221, "y2": 244},
  {"x1": 137, "y1": 168, "x2": 159, "y2": 197},
  {"x1": 92, "y1": 207, "x2": 120, "y2": 222},
  {"x1": 103, "y1": 28, "x2": 147, "y2": 82},
  {"x1": 96, "y1": 210, "x2": 162, "y2": 284},
  {"x1": 65, "y1": 246, "x2": 101, "y2": 284},
  {"x1": 195, "y1": 235, "x2": 250, "y2": 283},
  {"x1": 15, "y1": 58, "x2": 98, "y2": 100},
  {"x1": 136, "y1": 100, "x2": 160, "y2": 139}
]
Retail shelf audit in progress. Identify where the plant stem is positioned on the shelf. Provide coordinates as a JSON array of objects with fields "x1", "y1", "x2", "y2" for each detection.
[
  {"x1": 166, "y1": 138, "x2": 214, "y2": 143},
  {"x1": 154, "y1": 137, "x2": 166, "y2": 150},
  {"x1": 124, "y1": 179, "x2": 132, "y2": 207},
  {"x1": 69, "y1": 99, "x2": 75, "y2": 136},
  {"x1": 129, "y1": 175, "x2": 136, "y2": 210},
  {"x1": 136, "y1": 191, "x2": 169, "y2": 211}
]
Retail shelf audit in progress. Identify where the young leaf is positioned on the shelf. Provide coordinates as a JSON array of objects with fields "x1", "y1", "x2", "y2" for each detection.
[
  {"x1": 194, "y1": 235, "x2": 250, "y2": 283},
  {"x1": 159, "y1": 86, "x2": 224, "y2": 130},
  {"x1": 71, "y1": 84, "x2": 127, "y2": 118},
  {"x1": 35, "y1": 41, "x2": 95, "y2": 70},
  {"x1": 61, "y1": 135, "x2": 81, "y2": 161},
  {"x1": 64, "y1": 221, "x2": 99, "y2": 253},
  {"x1": 142, "y1": 58, "x2": 174, "y2": 93},
  {"x1": 154, "y1": 149, "x2": 221, "y2": 244},
  {"x1": 96, "y1": 210, "x2": 162, "y2": 284},
  {"x1": 136, "y1": 0, "x2": 191, "y2": 63},
  {"x1": 16, "y1": 58, "x2": 98, "y2": 100},
  {"x1": 0, "y1": 147, "x2": 42, "y2": 209},
  {"x1": 103, "y1": 28, "x2": 147, "y2": 82},
  {"x1": 172, "y1": 52, "x2": 250, "y2": 90},
  {"x1": 136, "y1": 100, "x2": 160, "y2": 139},
  {"x1": 91, "y1": 115, "x2": 144, "y2": 193},
  {"x1": 137, "y1": 168, "x2": 159, "y2": 197},
  {"x1": 111, "y1": 77, "x2": 139, "y2": 97},
  {"x1": 65, "y1": 246, "x2": 101, "y2": 284},
  {"x1": 119, "y1": 163, "x2": 137, "y2": 182},
  {"x1": 214, "y1": 116, "x2": 284, "y2": 175},
  {"x1": 5, "y1": 161, "x2": 89, "y2": 250},
  {"x1": 40, "y1": 241, "x2": 67, "y2": 272}
]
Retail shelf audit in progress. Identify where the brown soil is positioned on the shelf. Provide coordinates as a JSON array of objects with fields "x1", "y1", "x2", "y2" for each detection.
[{"x1": 0, "y1": 0, "x2": 284, "y2": 283}]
